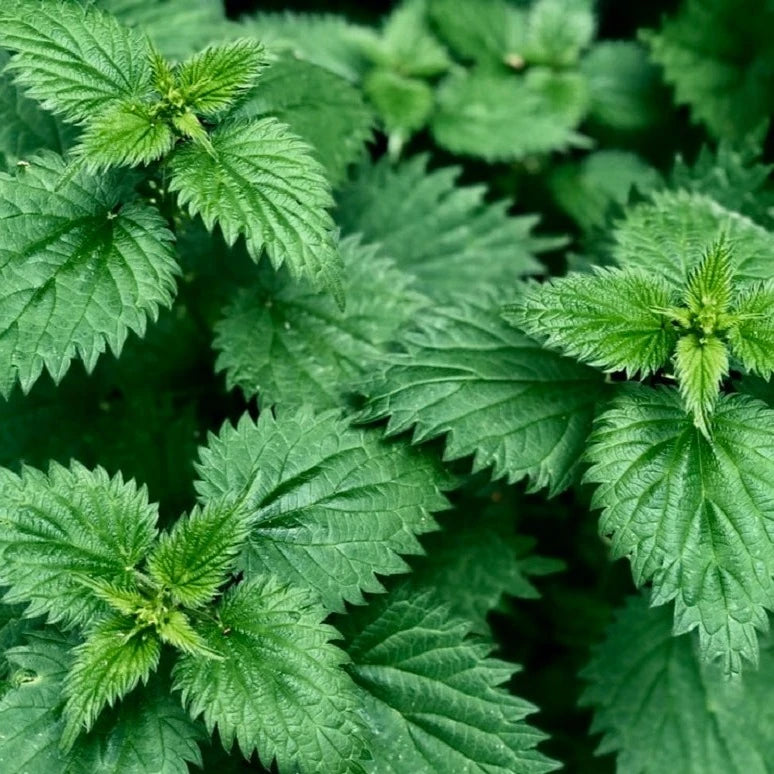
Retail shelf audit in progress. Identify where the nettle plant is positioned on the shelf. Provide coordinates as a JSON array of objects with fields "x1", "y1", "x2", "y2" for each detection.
[{"x1": 2, "y1": 0, "x2": 774, "y2": 772}]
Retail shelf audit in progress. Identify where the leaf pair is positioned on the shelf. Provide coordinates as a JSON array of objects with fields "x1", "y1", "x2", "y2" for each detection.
[
  {"x1": 506, "y1": 239, "x2": 774, "y2": 434},
  {"x1": 0, "y1": 0, "x2": 347, "y2": 397},
  {"x1": 0, "y1": 406, "x2": 451, "y2": 768}
]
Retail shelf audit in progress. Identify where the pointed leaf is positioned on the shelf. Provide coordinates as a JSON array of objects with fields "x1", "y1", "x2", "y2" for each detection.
[
  {"x1": 504, "y1": 268, "x2": 678, "y2": 378},
  {"x1": 169, "y1": 117, "x2": 342, "y2": 301},
  {"x1": 148, "y1": 500, "x2": 253, "y2": 608},
  {"x1": 173, "y1": 577, "x2": 364, "y2": 773},
  {"x1": 214, "y1": 235, "x2": 428, "y2": 408},
  {"x1": 0, "y1": 152, "x2": 178, "y2": 396},
  {"x1": 614, "y1": 189, "x2": 774, "y2": 286},
  {"x1": 0, "y1": 462, "x2": 158, "y2": 627},
  {"x1": 336, "y1": 155, "x2": 552, "y2": 301},
  {"x1": 0, "y1": 0, "x2": 154, "y2": 124},
  {"x1": 176, "y1": 39, "x2": 267, "y2": 117},
  {"x1": 229, "y1": 57, "x2": 372, "y2": 183},
  {"x1": 61, "y1": 616, "x2": 161, "y2": 749},
  {"x1": 195, "y1": 407, "x2": 450, "y2": 611},
  {"x1": 432, "y1": 68, "x2": 589, "y2": 161},
  {"x1": 341, "y1": 587, "x2": 557, "y2": 774},
  {"x1": 582, "y1": 594, "x2": 774, "y2": 773},
  {"x1": 673, "y1": 333, "x2": 729, "y2": 434},
  {"x1": 728, "y1": 281, "x2": 774, "y2": 378},
  {"x1": 586, "y1": 386, "x2": 774, "y2": 674},
  {"x1": 359, "y1": 302, "x2": 607, "y2": 494},
  {"x1": 684, "y1": 238, "x2": 733, "y2": 316}
]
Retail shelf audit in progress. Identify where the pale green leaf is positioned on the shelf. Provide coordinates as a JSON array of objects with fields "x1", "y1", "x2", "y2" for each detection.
[
  {"x1": 0, "y1": 462, "x2": 158, "y2": 628},
  {"x1": 176, "y1": 39, "x2": 267, "y2": 117},
  {"x1": 195, "y1": 407, "x2": 449, "y2": 611},
  {"x1": 368, "y1": 0, "x2": 450, "y2": 77},
  {"x1": 61, "y1": 616, "x2": 161, "y2": 749},
  {"x1": 214, "y1": 236, "x2": 427, "y2": 408},
  {"x1": 359, "y1": 301, "x2": 607, "y2": 494},
  {"x1": 524, "y1": 0, "x2": 595, "y2": 67},
  {"x1": 586, "y1": 386, "x2": 774, "y2": 674},
  {"x1": 613, "y1": 189, "x2": 774, "y2": 286},
  {"x1": 341, "y1": 587, "x2": 558, "y2": 774},
  {"x1": 428, "y1": 0, "x2": 527, "y2": 69},
  {"x1": 432, "y1": 68, "x2": 589, "y2": 161},
  {"x1": 504, "y1": 268, "x2": 677, "y2": 377},
  {"x1": 75, "y1": 100, "x2": 176, "y2": 171},
  {"x1": 227, "y1": 57, "x2": 373, "y2": 183},
  {"x1": 173, "y1": 577, "x2": 364, "y2": 773},
  {"x1": 169, "y1": 117, "x2": 342, "y2": 302},
  {"x1": 364, "y1": 68, "x2": 434, "y2": 138},
  {"x1": 0, "y1": 152, "x2": 178, "y2": 396},
  {"x1": 0, "y1": 0, "x2": 154, "y2": 124},
  {"x1": 673, "y1": 333, "x2": 729, "y2": 435},
  {"x1": 148, "y1": 500, "x2": 252, "y2": 608},
  {"x1": 582, "y1": 594, "x2": 774, "y2": 774},
  {"x1": 728, "y1": 281, "x2": 774, "y2": 378},
  {"x1": 336, "y1": 155, "x2": 552, "y2": 300}
]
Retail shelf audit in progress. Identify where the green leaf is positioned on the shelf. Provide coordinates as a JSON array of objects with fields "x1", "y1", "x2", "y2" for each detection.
[
  {"x1": 613, "y1": 189, "x2": 774, "y2": 286},
  {"x1": 0, "y1": 0, "x2": 154, "y2": 124},
  {"x1": 336, "y1": 155, "x2": 553, "y2": 301},
  {"x1": 341, "y1": 587, "x2": 558, "y2": 774},
  {"x1": 70, "y1": 677, "x2": 203, "y2": 774},
  {"x1": 728, "y1": 281, "x2": 774, "y2": 378},
  {"x1": 169, "y1": 117, "x2": 342, "y2": 302},
  {"x1": 244, "y1": 12, "x2": 376, "y2": 83},
  {"x1": 75, "y1": 100, "x2": 176, "y2": 171},
  {"x1": 428, "y1": 0, "x2": 527, "y2": 69},
  {"x1": 585, "y1": 386, "x2": 774, "y2": 674},
  {"x1": 0, "y1": 631, "x2": 71, "y2": 773},
  {"x1": 580, "y1": 41, "x2": 665, "y2": 132},
  {"x1": 403, "y1": 504, "x2": 563, "y2": 633},
  {"x1": 363, "y1": 68, "x2": 434, "y2": 139},
  {"x1": 97, "y1": 0, "x2": 229, "y2": 61},
  {"x1": 359, "y1": 301, "x2": 607, "y2": 494},
  {"x1": 0, "y1": 633, "x2": 202, "y2": 773},
  {"x1": 195, "y1": 407, "x2": 449, "y2": 611},
  {"x1": 61, "y1": 616, "x2": 161, "y2": 750},
  {"x1": 176, "y1": 39, "x2": 267, "y2": 117},
  {"x1": 684, "y1": 238, "x2": 733, "y2": 317},
  {"x1": 214, "y1": 235, "x2": 427, "y2": 409},
  {"x1": 0, "y1": 51, "x2": 76, "y2": 168},
  {"x1": 549, "y1": 150, "x2": 661, "y2": 232},
  {"x1": 582, "y1": 594, "x2": 774, "y2": 773},
  {"x1": 643, "y1": 0, "x2": 774, "y2": 140},
  {"x1": 671, "y1": 135, "x2": 774, "y2": 226},
  {"x1": 173, "y1": 577, "x2": 364, "y2": 773},
  {"x1": 523, "y1": 0, "x2": 595, "y2": 67},
  {"x1": 148, "y1": 500, "x2": 252, "y2": 608},
  {"x1": 368, "y1": 0, "x2": 450, "y2": 77},
  {"x1": 0, "y1": 462, "x2": 158, "y2": 627},
  {"x1": 504, "y1": 268, "x2": 677, "y2": 378},
  {"x1": 673, "y1": 333, "x2": 729, "y2": 435},
  {"x1": 0, "y1": 152, "x2": 178, "y2": 396},
  {"x1": 432, "y1": 68, "x2": 589, "y2": 161},
  {"x1": 227, "y1": 57, "x2": 373, "y2": 183}
]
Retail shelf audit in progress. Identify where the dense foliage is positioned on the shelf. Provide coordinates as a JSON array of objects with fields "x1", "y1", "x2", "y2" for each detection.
[{"x1": 1, "y1": 0, "x2": 773, "y2": 771}]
